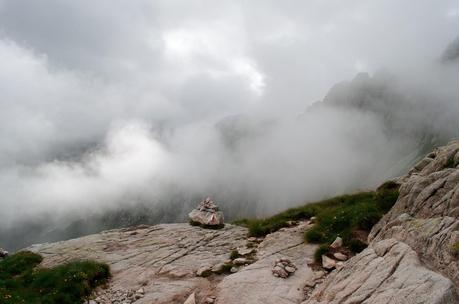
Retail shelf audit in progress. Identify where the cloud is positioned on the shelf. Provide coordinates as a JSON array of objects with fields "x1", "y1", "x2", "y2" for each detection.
[{"x1": 0, "y1": 0, "x2": 458, "y2": 239}]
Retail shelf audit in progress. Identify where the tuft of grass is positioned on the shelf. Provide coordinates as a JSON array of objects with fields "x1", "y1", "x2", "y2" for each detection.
[
  {"x1": 451, "y1": 243, "x2": 459, "y2": 256},
  {"x1": 314, "y1": 244, "x2": 330, "y2": 263},
  {"x1": 229, "y1": 250, "x2": 240, "y2": 260},
  {"x1": 0, "y1": 251, "x2": 110, "y2": 304},
  {"x1": 235, "y1": 181, "x2": 399, "y2": 256}
]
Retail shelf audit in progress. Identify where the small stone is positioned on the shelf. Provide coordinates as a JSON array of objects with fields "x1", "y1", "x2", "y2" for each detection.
[
  {"x1": 196, "y1": 266, "x2": 212, "y2": 277},
  {"x1": 183, "y1": 292, "x2": 196, "y2": 304},
  {"x1": 285, "y1": 266, "x2": 296, "y2": 273},
  {"x1": 205, "y1": 297, "x2": 215, "y2": 303},
  {"x1": 237, "y1": 247, "x2": 254, "y2": 256},
  {"x1": 211, "y1": 262, "x2": 225, "y2": 273},
  {"x1": 248, "y1": 237, "x2": 257, "y2": 242},
  {"x1": 230, "y1": 266, "x2": 239, "y2": 273},
  {"x1": 233, "y1": 257, "x2": 248, "y2": 265},
  {"x1": 322, "y1": 255, "x2": 336, "y2": 270},
  {"x1": 305, "y1": 280, "x2": 316, "y2": 288},
  {"x1": 330, "y1": 237, "x2": 343, "y2": 249},
  {"x1": 314, "y1": 270, "x2": 326, "y2": 280},
  {"x1": 336, "y1": 261, "x2": 345, "y2": 270},
  {"x1": 333, "y1": 252, "x2": 347, "y2": 261}
]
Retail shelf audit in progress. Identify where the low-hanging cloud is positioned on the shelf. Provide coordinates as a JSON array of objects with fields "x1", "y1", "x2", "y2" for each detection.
[{"x1": 0, "y1": 0, "x2": 459, "y2": 245}]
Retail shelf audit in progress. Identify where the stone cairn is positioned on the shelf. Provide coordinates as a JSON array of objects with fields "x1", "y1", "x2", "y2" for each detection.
[
  {"x1": 189, "y1": 197, "x2": 224, "y2": 228},
  {"x1": 272, "y1": 258, "x2": 297, "y2": 278}
]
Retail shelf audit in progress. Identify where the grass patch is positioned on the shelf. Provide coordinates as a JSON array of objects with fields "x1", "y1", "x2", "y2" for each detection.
[
  {"x1": 229, "y1": 250, "x2": 240, "y2": 260},
  {"x1": 235, "y1": 181, "x2": 399, "y2": 255},
  {"x1": 451, "y1": 243, "x2": 459, "y2": 256},
  {"x1": 0, "y1": 251, "x2": 110, "y2": 304}
]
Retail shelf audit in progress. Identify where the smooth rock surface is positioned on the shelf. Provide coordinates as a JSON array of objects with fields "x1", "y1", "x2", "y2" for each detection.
[
  {"x1": 216, "y1": 222, "x2": 317, "y2": 304},
  {"x1": 28, "y1": 223, "x2": 246, "y2": 304}
]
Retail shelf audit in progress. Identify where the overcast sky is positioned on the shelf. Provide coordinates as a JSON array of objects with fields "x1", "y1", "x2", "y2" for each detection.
[{"x1": 0, "y1": 0, "x2": 458, "y2": 228}]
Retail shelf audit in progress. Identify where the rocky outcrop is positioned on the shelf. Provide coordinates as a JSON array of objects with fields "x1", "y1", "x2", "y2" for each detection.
[
  {"x1": 189, "y1": 198, "x2": 224, "y2": 228},
  {"x1": 305, "y1": 239, "x2": 457, "y2": 304},
  {"x1": 370, "y1": 140, "x2": 459, "y2": 287},
  {"x1": 28, "y1": 221, "x2": 318, "y2": 304},
  {"x1": 304, "y1": 140, "x2": 459, "y2": 303}
]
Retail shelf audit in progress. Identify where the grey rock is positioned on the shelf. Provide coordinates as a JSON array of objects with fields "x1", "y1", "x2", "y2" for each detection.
[
  {"x1": 304, "y1": 239, "x2": 458, "y2": 304},
  {"x1": 321, "y1": 255, "x2": 336, "y2": 270},
  {"x1": 333, "y1": 252, "x2": 347, "y2": 261},
  {"x1": 189, "y1": 197, "x2": 224, "y2": 227},
  {"x1": 183, "y1": 292, "x2": 196, "y2": 304}
]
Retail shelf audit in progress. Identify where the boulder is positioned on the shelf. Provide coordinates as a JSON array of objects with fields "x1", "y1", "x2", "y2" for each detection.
[{"x1": 189, "y1": 197, "x2": 224, "y2": 227}]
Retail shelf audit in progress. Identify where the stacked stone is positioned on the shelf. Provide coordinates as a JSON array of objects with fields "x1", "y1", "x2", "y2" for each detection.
[
  {"x1": 272, "y1": 258, "x2": 297, "y2": 278},
  {"x1": 189, "y1": 197, "x2": 224, "y2": 227},
  {"x1": 198, "y1": 197, "x2": 219, "y2": 212}
]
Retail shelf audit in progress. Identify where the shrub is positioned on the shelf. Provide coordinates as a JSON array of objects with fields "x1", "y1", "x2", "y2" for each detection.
[
  {"x1": 0, "y1": 251, "x2": 110, "y2": 304},
  {"x1": 229, "y1": 250, "x2": 240, "y2": 260},
  {"x1": 305, "y1": 227, "x2": 324, "y2": 243}
]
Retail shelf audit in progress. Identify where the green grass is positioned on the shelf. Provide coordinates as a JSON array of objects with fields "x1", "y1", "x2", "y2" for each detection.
[
  {"x1": 452, "y1": 243, "x2": 459, "y2": 256},
  {"x1": 0, "y1": 251, "x2": 110, "y2": 304},
  {"x1": 234, "y1": 181, "x2": 400, "y2": 256}
]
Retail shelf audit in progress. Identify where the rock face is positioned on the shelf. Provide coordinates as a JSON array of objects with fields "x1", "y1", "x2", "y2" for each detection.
[
  {"x1": 27, "y1": 221, "x2": 318, "y2": 304},
  {"x1": 29, "y1": 224, "x2": 247, "y2": 304},
  {"x1": 189, "y1": 198, "x2": 224, "y2": 227},
  {"x1": 217, "y1": 221, "x2": 317, "y2": 304},
  {"x1": 304, "y1": 140, "x2": 459, "y2": 303},
  {"x1": 306, "y1": 239, "x2": 457, "y2": 304}
]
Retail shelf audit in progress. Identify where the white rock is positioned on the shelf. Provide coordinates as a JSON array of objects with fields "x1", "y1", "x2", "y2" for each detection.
[
  {"x1": 321, "y1": 255, "x2": 336, "y2": 270},
  {"x1": 330, "y1": 237, "x2": 343, "y2": 249},
  {"x1": 183, "y1": 292, "x2": 196, "y2": 304},
  {"x1": 314, "y1": 270, "x2": 326, "y2": 280},
  {"x1": 333, "y1": 252, "x2": 347, "y2": 261},
  {"x1": 233, "y1": 257, "x2": 248, "y2": 265},
  {"x1": 285, "y1": 266, "x2": 296, "y2": 273}
]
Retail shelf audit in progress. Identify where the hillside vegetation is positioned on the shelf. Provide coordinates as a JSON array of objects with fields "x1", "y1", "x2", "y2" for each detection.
[{"x1": 234, "y1": 181, "x2": 400, "y2": 256}]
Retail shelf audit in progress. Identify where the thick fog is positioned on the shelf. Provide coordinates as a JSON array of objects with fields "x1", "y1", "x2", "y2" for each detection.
[{"x1": 1, "y1": 1, "x2": 459, "y2": 240}]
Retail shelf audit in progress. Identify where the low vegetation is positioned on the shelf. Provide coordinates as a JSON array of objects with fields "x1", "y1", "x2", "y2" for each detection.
[
  {"x1": 234, "y1": 181, "x2": 400, "y2": 258},
  {"x1": 0, "y1": 251, "x2": 110, "y2": 304}
]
